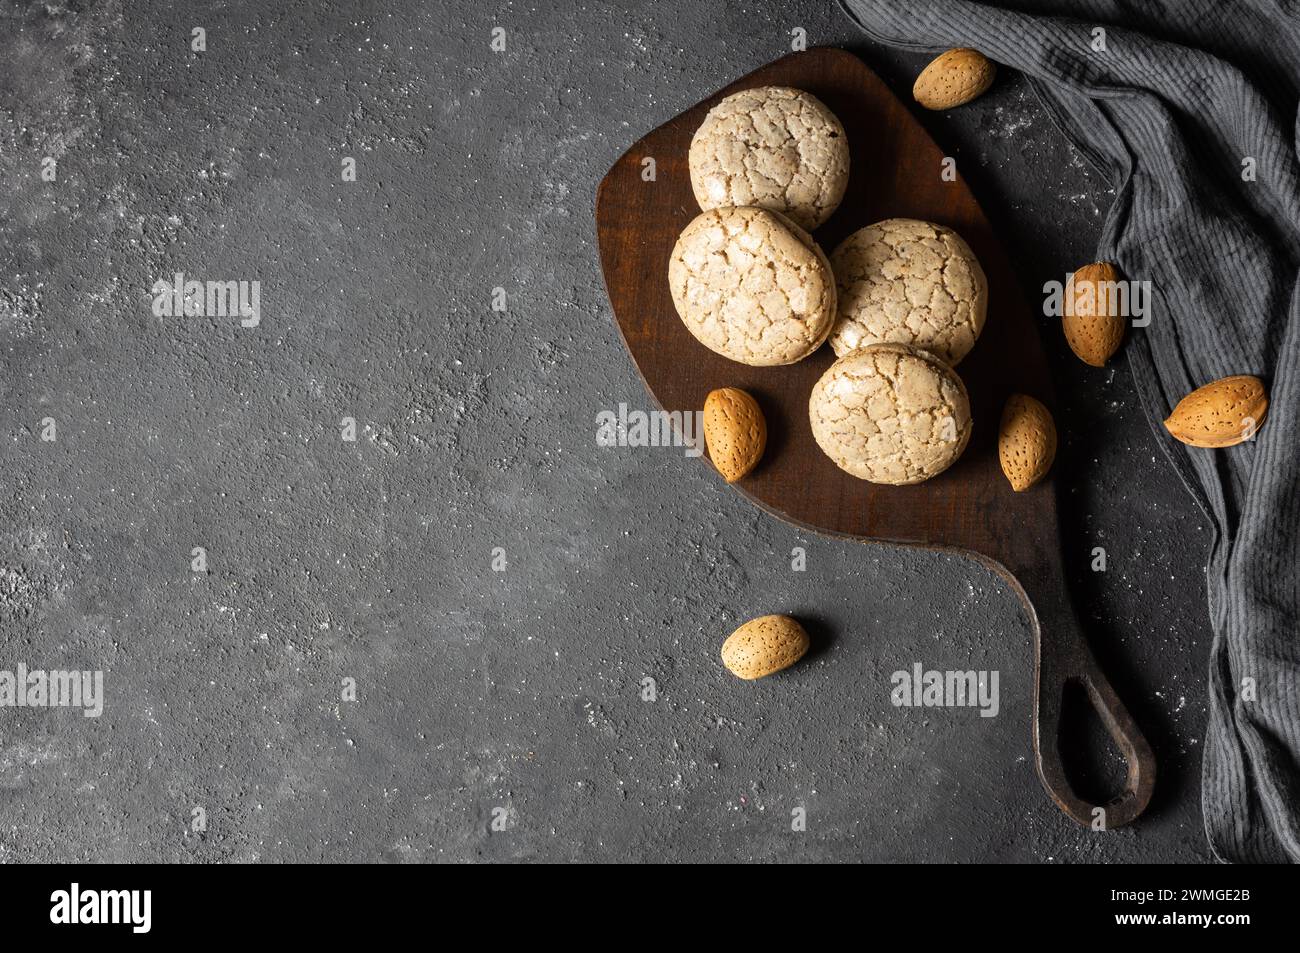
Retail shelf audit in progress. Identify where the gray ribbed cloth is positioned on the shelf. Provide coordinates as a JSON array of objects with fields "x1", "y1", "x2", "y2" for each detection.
[{"x1": 838, "y1": 0, "x2": 1300, "y2": 862}]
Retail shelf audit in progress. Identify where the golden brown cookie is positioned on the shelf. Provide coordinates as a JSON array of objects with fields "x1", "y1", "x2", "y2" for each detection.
[
  {"x1": 828, "y1": 218, "x2": 987, "y2": 365},
  {"x1": 668, "y1": 206, "x2": 836, "y2": 366},
  {"x1": 689, "y1": 86, "x2": 849, "y2": 231},
  {"x1": 809, "y1": 342, "x2": 972, "y2": 484}
]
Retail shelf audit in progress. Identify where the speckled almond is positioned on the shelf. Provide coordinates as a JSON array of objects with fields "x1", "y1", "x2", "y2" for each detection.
[
  {"x1": 1065, "y1": 262, "x2": 1126, "y2": 367},
  {"x1": 1164, "y1": 375, "x2": 1268, "y2": 448},
  {"x1": 721, "y1": 615, "x2": 809, "y2": 680},
  {"x1": 703, "y1": 387, "x2": 766, "y2": 483},
  {"x1": 913, "y1": 49, "x2": 995, "y2": 110},
  {"x1": 998, "y1": 394, "x2": 1056, "y2": 492}
]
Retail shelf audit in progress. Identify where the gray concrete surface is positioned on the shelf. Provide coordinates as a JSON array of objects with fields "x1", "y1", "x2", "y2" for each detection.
[{"x1": 0, "y1": 0, "x2": 1213, "y2": 862}]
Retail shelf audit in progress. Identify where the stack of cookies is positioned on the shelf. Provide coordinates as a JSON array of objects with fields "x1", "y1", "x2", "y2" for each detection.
[{"x1": 668, "y1": 85, "x2": 987, "y2": 486}]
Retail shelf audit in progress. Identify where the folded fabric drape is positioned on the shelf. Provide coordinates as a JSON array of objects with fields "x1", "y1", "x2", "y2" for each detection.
[{"x1": 838, "y1": 0, "x2": 1300, "y2": 863}]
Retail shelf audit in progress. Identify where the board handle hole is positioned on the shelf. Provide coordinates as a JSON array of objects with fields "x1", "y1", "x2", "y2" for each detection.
[{"x1": 1058, "y1": 678, "x2": 1128, "y2": 807}]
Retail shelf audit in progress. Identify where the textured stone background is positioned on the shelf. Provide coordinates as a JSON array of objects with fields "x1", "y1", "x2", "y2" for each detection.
[{"x1": 0, "y1": 0, "x2": 1213, "y2": 862}]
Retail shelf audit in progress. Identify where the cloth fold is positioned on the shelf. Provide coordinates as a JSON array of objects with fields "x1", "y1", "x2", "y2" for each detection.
[{"x1": 838, "y1": 0, "x2": 1300, "y2": 862}]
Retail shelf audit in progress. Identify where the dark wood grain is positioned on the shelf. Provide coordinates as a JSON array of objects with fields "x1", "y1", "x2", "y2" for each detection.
[{"x1": 596, "y1": 48, "x2": 1154, "y2": 828}]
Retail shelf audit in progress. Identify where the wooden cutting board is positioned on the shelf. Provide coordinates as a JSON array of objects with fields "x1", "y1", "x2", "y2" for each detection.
[{"x1": 595, "y1": 48, "x2": 1154, "y2": 828}]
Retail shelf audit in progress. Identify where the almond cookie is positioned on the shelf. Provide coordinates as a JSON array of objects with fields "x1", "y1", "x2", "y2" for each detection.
[
  {"x1": 828, "y1": 218, "x2": 987, "y2": 365},
  {"x1": 689, "y1": 86, "x2": 849, "y2": 231},
  {"x1": 668, "y1": 206, "x2": 836, "y2": 366},
  {"x1": 809, "y1": 342, "x2": 972, "y2": 485}
]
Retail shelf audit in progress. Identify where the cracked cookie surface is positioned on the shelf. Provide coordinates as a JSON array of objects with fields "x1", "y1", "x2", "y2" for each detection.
[
  {"x1": 809, "y1": 342, "x2": 972, "y2": 485},
  {"x1": 689, "y1": 86, "x2": 849, "y2": 231},
  {"x1": 668, "y1": 206, "x2": 836, "y2": 366},
  {"x1": 828, "y1": 218, "x2": 987, "y2": 365}
]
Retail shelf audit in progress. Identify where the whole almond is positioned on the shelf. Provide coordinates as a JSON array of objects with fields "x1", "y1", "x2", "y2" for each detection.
[
  {"x1": 1065, "y1": 262, "x2": 1126, "y2": 367},
  {"x1": 998, "y1": 394, "x2": 1056, "y2": 491},
  {"x1": 703, "y1": 387, "x2": 766, "y2": 483},
  {"x1": 913, "y1": 49, "x2": 996, "y2": 110},
  {"x1": 1164, "y1": 375, "x2": 1268, "y2": 448},
  {"x1": 721, "y1": 615, "x2": 809, "y2": 680}
]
